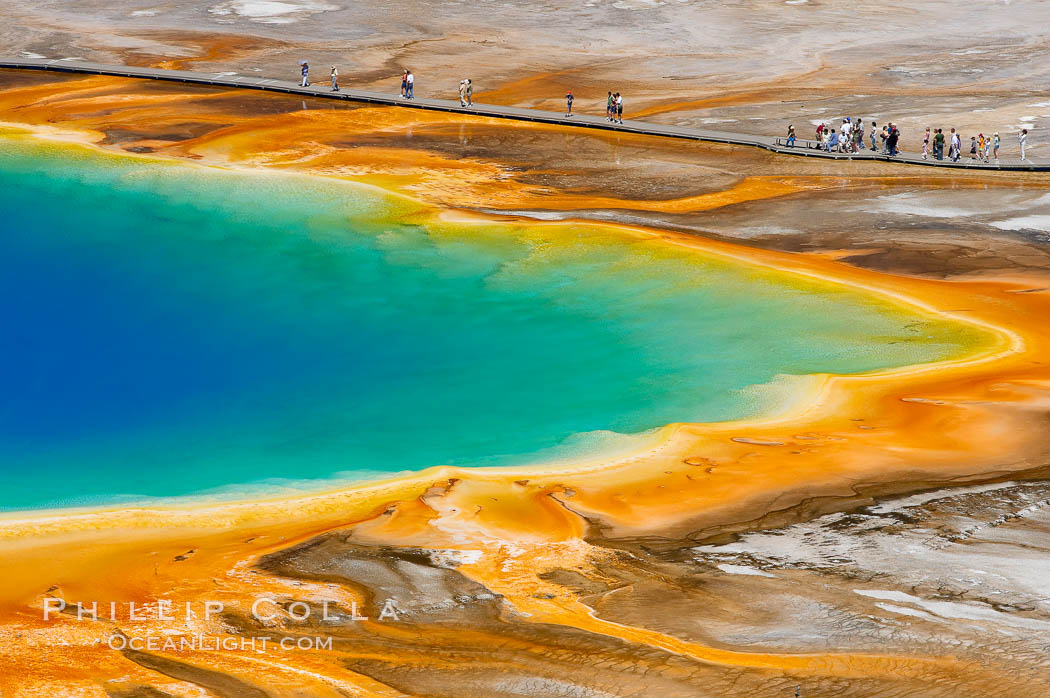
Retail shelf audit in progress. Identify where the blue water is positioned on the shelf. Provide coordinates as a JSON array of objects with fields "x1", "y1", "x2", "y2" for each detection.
[{"x1": 0, "y1": 135, "x2": 987, "y2": 511}]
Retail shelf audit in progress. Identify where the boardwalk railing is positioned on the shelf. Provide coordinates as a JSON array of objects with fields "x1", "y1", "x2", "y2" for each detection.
[{"x1": 0, "y1": 57, "x2": 1045, "y2": 172}]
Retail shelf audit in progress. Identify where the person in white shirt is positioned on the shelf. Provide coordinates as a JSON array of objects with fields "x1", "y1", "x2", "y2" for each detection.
[
  {"x1": 405, "y1": 71, "x2": 414, "y2": 99},
  {"x1": 1019, "y1": 129, "x2": 1028, "y2": 160},
  {"x1": 330, "y1": 66, "x2": 338, "y2": 92}
]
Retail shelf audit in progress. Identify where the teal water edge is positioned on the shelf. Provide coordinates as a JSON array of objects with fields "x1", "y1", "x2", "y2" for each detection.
[{"x1": 0, "y1": 134, "x2": 987, "y2": 511}]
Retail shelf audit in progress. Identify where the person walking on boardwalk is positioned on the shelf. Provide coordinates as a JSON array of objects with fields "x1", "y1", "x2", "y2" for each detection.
[
  {"x1": 949, "y1": 128, "x2": 961, "y2": 161},
  {"x1": 853, "y1": 118, "x2": 864, "y2": 152},
  {"x1": 978, "y1": 133, "x2": 986, "y2": 161},
  {"x1": 616, "y1": 93, "x2": 624, "y2": 123},
  {"x1": 606, "y1": 91, "x2": 614, "y2": 121},
  {"x1": 1019, "y1": 129, "x2": 1028, "y2": 160},
  {"x1": 565, "y1": 90, "x2": 574, "y2": 117},
  {"x1": 887, "y1": 124, "x2": 899, "y2": 156},
  {"x1": 330, "y1": 66, "x2": 339, "y2": 92},
  {"x1": 922, "y1": 127, "x2": 930, "y2": 159},
  {"x1": 459, "y1": 79, "x2": 468, "y2": 107},
  {"x1": 983, "y1": 133, "x2": 992, "y2": 161},
  {"x1": 405, "y1": 70, "x2": 415, "y2": 99},
  {"x1": 870, "y1": 121, "x2": 878, "y2": 151},
  {"x1": 299, "y1": 60, "x2": 309, "y2": 87},
  {"x1": 994, "y1": 131, "x2": 1000, "y2": 161},
  {"x1": 786, "y1": 124, "x2": 796, "y2": 147},
  {"x1": 465, "y1": 79, "x2": 473, "y2": 106},
  {"x1": 934, "y1": 128, "x2": 945, "y2": 160},
  {"x1": 968, "y1": 136, "x2": 978, "y2": 161},
  {"x1": 400, "y1": 70, "x2": 408, "y2": 98}
]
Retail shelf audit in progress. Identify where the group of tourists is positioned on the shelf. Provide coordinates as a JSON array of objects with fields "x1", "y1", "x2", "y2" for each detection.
[
  {"x1": 605, "y1": 92, "x2": 625, "y2": 124},
  {"x1": 793, "y1": 119, "x2": 902, "y2": 156},
  {"x1": 298, "y1": 61, "x2": 341, "y2": 92},
  {"x1": 400, "y1": 70, "x2": 415, "y2": 99},
  {"x1": 923, "y1": 128, "x2": 999, "y2": 162},
  {"x1": 787, "y1": 116, "x2": 1031, "y2": 163},
  {"x1": 458, "y1": 79, "x2": 473, "y2": 107}
]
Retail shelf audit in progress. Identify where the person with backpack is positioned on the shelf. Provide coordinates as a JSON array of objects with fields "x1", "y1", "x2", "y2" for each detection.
[
  {"x1": 565, "y1": 91, "x2": 574, "y2": 117},
  {"x1": 465, "y1": 79, "x2": 473, "y2": 106}
]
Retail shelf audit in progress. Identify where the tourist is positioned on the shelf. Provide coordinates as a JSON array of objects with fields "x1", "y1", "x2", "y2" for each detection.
[
  {"x1": 405, "y1": 70, "x2": 414, "y2": 99},
  {"x1": 853, "y1": 118, "x2": 864, "y2": 152},
  {"x1": 879, "y1": 125, "x2": 889, "y2": 153},
  {"x1": 922, "y1": 127, "x2": 930, "y2": 160},
  {"x1": 969, "y1": 136, "x2": 978, "y2": 161},
  {"x1": 615, "y1": 93, "x2": 623, "y2": 124},
  {"x1": 330, "y1": 66, "x2": 338, "y2": 92},
  {"x1": 786, "y1": 124, "x2": 796, "y2": 147},
  {"x1": 1019, "y1": 129, "x2": 1028, "y2": 160},
  {"x1": 949, "y1": 128, "x2": 960, "y2": 161},
  {"x1": 565, "y1": 91, "x2": 574, "y2": 117},
  {"x1": 816, "y1": 122, "x2": 825, "y2": 142},
  {"x1": 887, "y1": 124, "x2": 899, "y2": 156},
  {"x1": 983, "y1": 133, "x2": 993, "y2": 162},
  {"x1": 465, "y1": 79, "x2": 473, "y2": 107},
  {"x1": 994, "y1": 131, "x2": 1000, "y2": 161},
  {"x1": 459, "y1": 79, "x2": 468, "y2": 107},
  {"x1": 300, "y1": 61, "x2": 309, "y2": 87},
  {"x1": 400, "y1": 70, "x2": 408, "y2": 98},
  {"x1": 870, "y1": 121, "x2": 878, "y2": 151},
  {"x1": 978, "y1": 133, "x2": 986, "y2": 161},
  {"x1": 606, "y1": 91, "x2": 614, "y2": 121},
  {"x1": 934, "y1": 128, "x2": 945, "y2": 160},
  {"x1": 827, "y1": 128, "x2": 839, "y2": 152}
]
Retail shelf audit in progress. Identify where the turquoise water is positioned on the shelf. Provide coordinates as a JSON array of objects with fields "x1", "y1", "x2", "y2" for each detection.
[{"x1": 0, "y1": 135, "x2": 987, "y2": 511}]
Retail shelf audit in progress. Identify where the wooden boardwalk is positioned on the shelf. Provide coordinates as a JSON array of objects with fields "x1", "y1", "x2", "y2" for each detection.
[{"x1": 1, "y1": 57, "x2": 1045, "y2": 172}]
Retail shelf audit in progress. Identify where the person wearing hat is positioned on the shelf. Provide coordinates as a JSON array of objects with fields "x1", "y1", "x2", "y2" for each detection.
[{"x1": 565, "y1": 91, "x2": 574, "y2": 117}]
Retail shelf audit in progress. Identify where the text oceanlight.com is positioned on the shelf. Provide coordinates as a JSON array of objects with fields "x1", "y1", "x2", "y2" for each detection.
[{"x1": 109, "y1": 634, "x2": 335, "y2": 652}]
